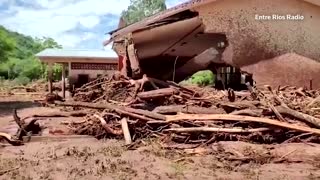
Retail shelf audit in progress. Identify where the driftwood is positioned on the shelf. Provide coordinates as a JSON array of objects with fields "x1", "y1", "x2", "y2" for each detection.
[
  {"x1": 164, "y1": 127, "x2": 270, "y2": 133},
  {"x1": 121, "y1": 118, "x2": 132, "y2": 145},
  {"x1": 153, "y1": 105, "x2": 225, "y2": 115},
  {"x1": 137, "y1": 88, "x2": 178, "y2": 99},
  {"x1": 275, "y1": 105, "x2": 320, "y2": 128},
  {"x1": 0, "y1": 132, "x2": 23, "y2": 146},
  {"x1": 165, "y1": 114, "x2": 320, "y2": 135}
]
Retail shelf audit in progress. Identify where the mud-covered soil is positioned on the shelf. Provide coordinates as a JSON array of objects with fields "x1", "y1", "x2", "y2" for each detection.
[{"x1": 1, "y1": 100, "x2": 320, "y2": 180}]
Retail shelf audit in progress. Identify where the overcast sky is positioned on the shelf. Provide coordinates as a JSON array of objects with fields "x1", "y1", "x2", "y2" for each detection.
[{"x1": 0, "y1": 0, "x2": 188, "y2": 56}]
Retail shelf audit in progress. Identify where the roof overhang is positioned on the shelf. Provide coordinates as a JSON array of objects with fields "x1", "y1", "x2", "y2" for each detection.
[
  {"x1": 104, "y1": 0, "x2": 320, "y2": 46},
  {"x1": 38, "y1": 56, "x2": 118, "y2": 64}
]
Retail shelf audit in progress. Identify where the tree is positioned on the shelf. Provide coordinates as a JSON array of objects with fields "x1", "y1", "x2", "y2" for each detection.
[
  {"x1": 121, "y1": 0, "x2": 167, "y2": 25},
  {"x1": 0, "y1": 25, "x2": 63, "y2": 81},
  {"x1": 0, "y1": 27, "x2": 15, "y2": 63},
  {"x1": 34, "y1": 37, "x2": 62, "y2": 52}
]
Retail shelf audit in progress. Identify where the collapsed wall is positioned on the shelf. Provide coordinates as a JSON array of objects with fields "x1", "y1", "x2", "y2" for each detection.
[
  {"x1": 242, "y1": 53, "x2": 320, "y2": 89},
  {"x1": 109, "y1": 0, "x2": 320, "y2": 89}
]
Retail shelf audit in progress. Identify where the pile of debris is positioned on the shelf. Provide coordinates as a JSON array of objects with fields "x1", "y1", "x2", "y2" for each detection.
[{"x1": 55, "y1": 73, "x2": 320, "y2": 145}]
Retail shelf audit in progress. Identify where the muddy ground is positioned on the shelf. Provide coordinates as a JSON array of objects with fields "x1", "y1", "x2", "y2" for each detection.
[{"x1": 1, "y1": 98, "x2": 320, "y2": 180}]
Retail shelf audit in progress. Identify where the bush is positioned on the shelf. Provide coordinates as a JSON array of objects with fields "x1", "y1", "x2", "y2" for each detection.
[
  {"x1": 13, "y1": 76, "x2": 30, "y2": 85},
  {"x1": 180, "y1": 70, "x2": 216, "y2": 87}
]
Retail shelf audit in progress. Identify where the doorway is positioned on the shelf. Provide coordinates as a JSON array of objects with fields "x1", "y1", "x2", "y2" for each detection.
[{"x1": 77, "y1": 74, "x2": 89, "y2": 88}]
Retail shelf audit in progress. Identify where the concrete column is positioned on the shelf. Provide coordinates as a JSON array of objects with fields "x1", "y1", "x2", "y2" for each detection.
[
  {"x1": 62, "y1": 63, "x2": 66, "y2": 98},
  {"x1": 48, "y1": 62, "x2": 53, "y2": 94}
]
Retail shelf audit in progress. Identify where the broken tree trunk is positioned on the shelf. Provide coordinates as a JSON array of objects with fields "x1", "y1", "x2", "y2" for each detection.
[
  {"x1": 137, "y1": 88, "x2": 178, "y2": 100},
  {"x1": 153, "y1": 105, "x2": 225, "y2": 114},
  {"x1": 165, "y1": 114, "x2": 320, "y2": 135}
]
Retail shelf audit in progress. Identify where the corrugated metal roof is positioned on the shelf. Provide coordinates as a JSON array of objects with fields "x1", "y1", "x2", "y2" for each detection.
[{"x1": 36, "y1": 48, "x2": 117, "y2": 59}]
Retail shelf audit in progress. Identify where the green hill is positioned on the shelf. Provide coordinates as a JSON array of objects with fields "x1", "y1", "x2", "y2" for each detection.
[{"x1": 0, "y1": 26, "x2": 62, "y2": 84}]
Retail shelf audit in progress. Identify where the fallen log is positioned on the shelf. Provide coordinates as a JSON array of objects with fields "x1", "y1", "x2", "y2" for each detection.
[
  {"x1": 165, "y1": 114, "x2": 320, "y2": 135},
  {"x1": 230, "y1": 109, "x2": 263, "y2": 117},
  {"x1": 137, "y1": 88, "x2": 178, "y2": 100},
  {"x1": 0, "y1": 132, "x2": 23, "y2": 146},
  {"x1": 55, "y1": 101, "x2": 165, "y2": 121},
  {"x1": 115, "y1": 108, "x2": 156, "y2": 122},
  {"x1": 153, "y1": 105, "x2": 225, "y2": 114},
  {"x1": 275, "y1": 105, "x2": 320, "y2": 128},
  {"x1": 22, "y1": 110, "x2": 89, "y2": 121},
  {"x1": 164, "y1": 127, "x2": 270, "y2": 133},
  {"x1": 149, "y1": 78, "x2": 199, "y2": 96}
]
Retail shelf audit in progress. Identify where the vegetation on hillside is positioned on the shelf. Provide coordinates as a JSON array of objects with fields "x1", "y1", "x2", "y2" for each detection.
[
  {"x1": 0, "y1": 26, "x2": 62, "y2": 85},
  {"x1": 121, "y1": 0, "x2": 167, "y2": 25}
]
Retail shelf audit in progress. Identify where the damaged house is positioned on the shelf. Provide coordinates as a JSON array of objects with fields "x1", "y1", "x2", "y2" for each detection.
[{"x1": 105, "y1": 0, "x2": 320, "y2": 89}]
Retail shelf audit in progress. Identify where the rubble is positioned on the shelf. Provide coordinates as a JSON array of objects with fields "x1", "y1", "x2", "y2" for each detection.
[{"x1": 51, "y1": 73, "x2": 320, "y2": 146}]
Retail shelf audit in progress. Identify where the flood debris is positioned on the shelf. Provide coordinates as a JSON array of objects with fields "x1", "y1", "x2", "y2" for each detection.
[{"x1": 51, "y1": 73, "x2": 320, "y2": 146}]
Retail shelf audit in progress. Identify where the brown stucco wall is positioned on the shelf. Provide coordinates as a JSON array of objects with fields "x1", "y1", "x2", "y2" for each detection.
[
  {"x1": 196, "y1": 0, "x2": 320, "y2": 66},
  {"x1": 242, "y1": 53, "x2": 320, "y2": 89}
]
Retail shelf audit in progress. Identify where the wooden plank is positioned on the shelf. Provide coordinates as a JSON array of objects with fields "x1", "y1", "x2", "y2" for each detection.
[{"x1": 121, "y1": 118, "x2": 132, "y2": 145}]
